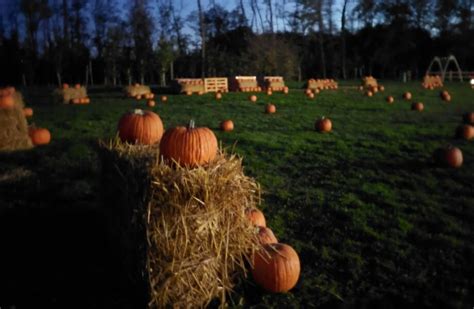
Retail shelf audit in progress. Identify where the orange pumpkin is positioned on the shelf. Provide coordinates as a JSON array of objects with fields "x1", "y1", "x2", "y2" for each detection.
[
  {"x1": 249, "y1": 95, "x2": 257, "y2": 102},
  {"x1": 71, "y1": 98, "x2": 81, "y2": 104},
  {"x1": 252, "y1": 243, "x2": 301, "y2": 293},
  {"x1": 315, "y1": 117, "x2": 332, "y2": 133},
  {"x1": 442, "y1": 94, "x2": 451, "y2": 102},
  {"x1": 283, "y1": 87, "x2": 289, "y2": 94},
  {"x1": 378, "y1": 85, "x2": 385, "y2": 92},
  {"x1": 74, "y1": 83, "x2": 81, "y2": 89},
  {"x1": 83, "y1": 97, "x2": 90, "y2": 104},
  {"x1": 159, "y1": 120, "x2": 218, "y2": 167},
  {"x1": 433, "y1": 145, "x2": 463, "y2": 168},
  {"x1": 147, "y1": 100, "x2": 156, "y2": 107},
  {"x1": 463, "y1": 112, "x2": 474, "y2": 124},
  {"x1": 62, "y1": 83, "x2": 69, "y2": 89},
  {"x1": 257, "y1": 226, "x2": 278, "y2": 245},
  {"x1": 386, "y1": 96, "x2": 394, "y2": 104},
  {"x1": 23, "y1": 107, "x2": 33, "y2": 117},
  {"x1": 245, "y1": 208, "x2": 266, "y2": 227},
  {"x1": 0, "y1": 95, "x2": 14, "y2": 109},
  {"x1": 366, "y1": 91, "x2": 373, "y2": 97},
  {"x1": 198, "y1": 91, "x2": 204, "y2": 95},
  {"x1": 266, "y1": 89, "x2": 273, "y2": 96},
  {"x1": 186, "y1": 91, "x2": 193, "y2": 96},
  {"x1": 307, "y1": 92, "x2": 315, "y2": 99},
  {"x1": 135, "y1": 95, "x2": 142, "y2": 100},
  {"x1": 215, "y1": 92, "x2": 222, "y2": 100},
  {"x1": 118, "y1": 109, "x2": 164, "y2": 145},
  {"x1": 29, "y1": 127, "x2": 51, "y2": 145},
  {"x1": 455, "y1": 124, "x2": 474, "y2": 140},
  {"x1": 314, "y1": 88, "x2": 320, "y2": 94},
  {"x1": 305, "y1": 89, "x2": 312, "y2": 95},
  {"x1": 220, "y1": 119, "x2": 234, "y2": 132},
  {"x1": 265, "y1": 104, "x2": 276, "y2": 114},
  {"x1": 411, "y1": 102, "x2": 424, "y2": 111},
  {"x1": 403, "y1": 92, "x2": 412, "y2": 100}
]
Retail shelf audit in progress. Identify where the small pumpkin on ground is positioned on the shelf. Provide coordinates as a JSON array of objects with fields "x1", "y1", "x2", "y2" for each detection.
[
  {"x1": 159, "y1": 120, "x2": 218, "y2": 167},
  {"x1": 403, "y1": 92, "x2": 412, "y2": 100},
  {"x1": 251, "y1": 243, "x2": 301, "y2": 293},
  {"x1": 220, "y1": 119, "x2": 234, "y2": 132},
  {"x1": 315, "y1": 117, "x2": 332, "y2": 133},
  {"x1": 215, "y1": 92, "x2": 222, "y2": 100},
  {"x1": 265, "y1": 104, "x2": 276, "y2": 114},
  {"x1": 147, "y1": 100, "x2": 156, "y2": 107},
  {"x1": 249, "y1": 95, "x2": 257, "y2": 102},
  {"x1": 118, "y1": 109, "x2": 164, "y2": 145},
  {"x1": 29, "y1": 127, "x2": 51, "y2": 145},
  {"x1": 433, "y1": 145, "x2": 463, "y2": 168},
  {"x1": 455, "y1": 124, "x2": 474, "y2": 140},
  {"x1": 386, "y1": 96, "x2": 394, "y2": 104}
]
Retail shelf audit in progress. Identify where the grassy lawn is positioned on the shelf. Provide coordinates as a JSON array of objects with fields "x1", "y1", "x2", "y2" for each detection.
[{"x1": 0, "y1": 81, "x2": 473, "y2": 307}]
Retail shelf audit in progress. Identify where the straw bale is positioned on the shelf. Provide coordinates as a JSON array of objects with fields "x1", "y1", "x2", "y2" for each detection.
[
  {"x1": 53, "y1": 87, "x2": 88, "y2": 104},
  {"x1": 98, "y1": 138, "x2": 262, "y2": 308},
  {"x1": 362, "y1": 76, "x2": 378, "y2": 88},
  {"x1": 125, "y1": 85, "x2": 152, "y2": 97},
  {"x1": 0, "y1": 93, "x2": 33, "y2": 151},
  {"x1": 147, "y1": 153, "x2": 260, "y2": 308}
]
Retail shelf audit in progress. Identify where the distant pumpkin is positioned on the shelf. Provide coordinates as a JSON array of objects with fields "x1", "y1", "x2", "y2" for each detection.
[
  {"x1": 215, "y1": 92, "x2": 222, "y2": 100},
  {"x1": 386, "y1": 96, "x2": 394, "y2": 104},
  {"x1": 220, "y1": 119, "x2": 234, "y2": 132},
  {"x1": 23, "y1": 107, "x2": 33, "y2": 117},
  {"x1": 74, "y1": 83, "x2": 81, "y2": 89},
  {"x1": 29, "y1": 127, "x2": 51, "y2": 145},
  {"x1": 455, "y1": 124, "x2": 474, "y2": 140},
  {"x1": 463, "y1": 112, "x2": 474, "y2": 124},
  {"x1": 411, "y1": 102, "x2": 424, "y2": 111},
  {"x1": 160, "y1": 95, "x2": 167, "y2": 102},
  {"x1": 433, "y1": 145, "x2": 463, "y2": 168},
  {"x1": 250, "y1": 95, "x2": 257, "y2": 102},
  {"x1": 403, "y1": 92, "x2": 412, "y2": 100},
  {"x1": 315, "y1": 117, "x2": 332, "y2": 133},
  {"x1": 257, "y1": 226, "x2": 278, "y2": 245},
  {"x1": 245, "y1": 208, "x2": 266, "y2": 227},
  {"x1": 147, "y1": 100, "x2": 156, "y2": 107},
  {"x1": 265, "y1": 104, "x2": 276, "y2": 114}
]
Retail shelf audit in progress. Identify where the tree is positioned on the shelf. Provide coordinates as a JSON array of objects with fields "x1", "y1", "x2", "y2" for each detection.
[
  {"x1": 341, "y1": 0, "x2": 350, "y2": 79},
  {"x1": 197, "y1": 0, "x2": 206, "y2": 77}
]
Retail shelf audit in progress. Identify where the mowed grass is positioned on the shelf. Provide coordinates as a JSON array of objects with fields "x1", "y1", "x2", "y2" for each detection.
[{"x1": 0, "y1": 82, "x2": 473, "y2": 307}]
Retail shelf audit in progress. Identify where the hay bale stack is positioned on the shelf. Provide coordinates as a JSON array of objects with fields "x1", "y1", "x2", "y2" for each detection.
[
  {"x1": 53, "y1": 86, "x2": 88, "y2": 104},
  {"x1": 99, "y1": 139, "x2": 261, "y2": 307},
  {"x1": 307, "y1": 78, "x2": 339, "y2": 91},
  {"x1": 125, "y1": 84, "x2": 152, "y2": 97},
  {"x1": 263, "y1": 76, "x2": 286, "y2": 91},
  {"x1": 230, "y1": 76, "x2": 260, "y2": 92},
  {"x1": 175, "y1": 79, "x2": 205, "y2": 94},
  {"x1": 422, "y1": 75, "x2": 443, "y2": 89},
  {"x1": 0, "y1": 90, "x2": 33, "y2": 151}
]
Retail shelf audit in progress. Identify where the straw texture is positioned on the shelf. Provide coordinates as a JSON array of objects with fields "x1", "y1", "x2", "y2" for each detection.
[{"x1": 0, "y1": 91, "x2": 33, "y2": 151}]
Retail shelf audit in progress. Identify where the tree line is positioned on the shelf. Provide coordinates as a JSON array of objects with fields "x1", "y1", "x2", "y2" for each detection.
[{"x1": 0, "y1": 0, "x2": 473, "y2": 87}]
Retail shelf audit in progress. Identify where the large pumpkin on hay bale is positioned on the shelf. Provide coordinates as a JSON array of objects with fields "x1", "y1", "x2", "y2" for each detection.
[
  {"x1": 118, "y1": 109, "x2": 164, "y2": 145},
  {"x1": 252, "y1": 243, "x2": 301, "y2": 293},
  {"x1": 159, "y1": 120, "x2": 218, "y2": 167},
  {"x1": 0, "y1": 94, "x2": 14, "y2": 109}
]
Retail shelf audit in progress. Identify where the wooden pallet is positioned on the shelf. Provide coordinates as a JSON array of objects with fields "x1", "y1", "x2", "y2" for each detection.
[{"x1": 204, "y1": 77, "x2": 228, "y2": 93}]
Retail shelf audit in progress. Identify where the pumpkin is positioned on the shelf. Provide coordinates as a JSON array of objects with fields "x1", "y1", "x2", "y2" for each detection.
[
  {"x1": 463, "y1": 112, "x2": 474, "y2": 124},
  {"x1": 62, "y1": 83, "x2": 69, "y2": 89},
  {"x1": 134, "y1": 83, "x2": 140, "y2": 87},
  {"x1": 305, "y1": 89, "x2": 312, "y2": 95},
  {"x1": 251, "y1": 243, "x2": 300, "y2": 293},
  {"x1": 359, "y1": 85, "x2": 364, "y2": 91},
  {"x1": 23, "y1": 107, "x2": 33, "y2": 117},
  {"x1": 186, "y1": 91, "x2": 193, "y2": 96},
  {"x1": 74, "y1": 83, "x2": 81, "y2": 89},
  {"x1": 28, "y1": 127, "x2": 51, "y2": 145},
  {"x1": 265, "y1": 104, "x2": 276, "y2": 114},
  {"x1": 442, "y1": 94, "x2": 451, "y2": 102},
  {"x1": 257, "y1": 226, "x2": 278, "y2": 245},
  {"x1": 135, "y1": 95, "x2": 142, "y2": 100},
  {"x1": 433, "y1": 145, "x2": 463, "y2": 168},
  {"x1": 249, "y1": 95, "x2": 257, "y2": 102},
  {"x1": 159, "y1": 120, "x2": 218, "y2": 167},
  {"x1": 283, "y1": 87, "x2": 289, "y2": 94},
  {"x1": 366, "y1": 91, "x2": 373, "y2": 97},
  {"x1": 257, "y1": 86, "x2": 262, "y2": 92},
  {"x1": 372, "y1": 86, "x2": 378, "y2": 93},
  {"x1": 147, "y1": 100, "x2": 156, "y2": 107},
  {"x1": 314, "y1": 88, "x2": 320, "y2": 94},
  {"x1": 118, "y1": 109, "x2": 164, "y2": 145},
  {"x1": 386, "y1": 96, "x2": 394, "y2": 104},
  {"x1": 149, "y1": 93, "x2": 155, "y2": 99},
  {"x1": 403, "y1": 92, "x2": 412, "y2": 100},
  {"x1": 84, "y1": 97, "x2": 90, "y2": 104},
  {"x1": 307, "y1": 92, "x2": 315, "y2": 99},
  {"x1": 378, "y1": 85, "x2": 385, "y2": 92},
  {"x1": 198, "y1": 91, "x2": 204, "y2": 95},
  {"x1": 440, "y1": 90, "x2": 449, "y2": 99},
  {"x1": 455, "y1": 124, "x2": 474, "y2": 140},
  {"x1": 266, "y1": 89, "x2": 273, "y2": 96},
  {"x1": 245, "y1": 208, "x2": 266, "y2": 227},
  {"x1": 220, "y1": 119, "x2": 234, "y2": 132},
  {"x1": 0, "y1": 94, "x2": 14, "y2": 109},
  {"x1": 411, "y1": 102, "x2": 424, "y2": 111},
  {"x1": 315, "y1": 117, "x2": 332, "y2": 133},
  {"x1": 215, "y1": 92, "x2": 222, "y2": 100},
  {"x1": 71, "y1": 98, "x2": 81, "y2": 104}
]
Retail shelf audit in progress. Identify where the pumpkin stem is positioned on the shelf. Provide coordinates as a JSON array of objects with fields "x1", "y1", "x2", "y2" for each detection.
[
  {"x1": 188, "y1": 119, "x2": 195, "y2": 129},
  {"x1": 133, "y1": 109, "x2": 144, "y2": 115}
]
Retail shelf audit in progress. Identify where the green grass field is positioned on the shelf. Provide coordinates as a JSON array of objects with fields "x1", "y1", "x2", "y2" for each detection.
[{"x1": 1, "y1": 81, "x2": 473, "y2": 307}]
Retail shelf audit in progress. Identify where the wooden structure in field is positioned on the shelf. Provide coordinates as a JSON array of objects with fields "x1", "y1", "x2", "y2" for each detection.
[
  {"x1": 306, "y1": 78, "x2": 338, "y2": 91},
  {"x1": 262, "y1": 76, "x2": 286, "y2": 91},
  {"x1": 204, "y1": 77, "x2": 228, "y2": 93},
  {"x1": 230, "y1": 76, "x2": 260, "y2": 92},
  {"x1": 426, "y1": 55, "x2": 464, "y2": 82}
]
